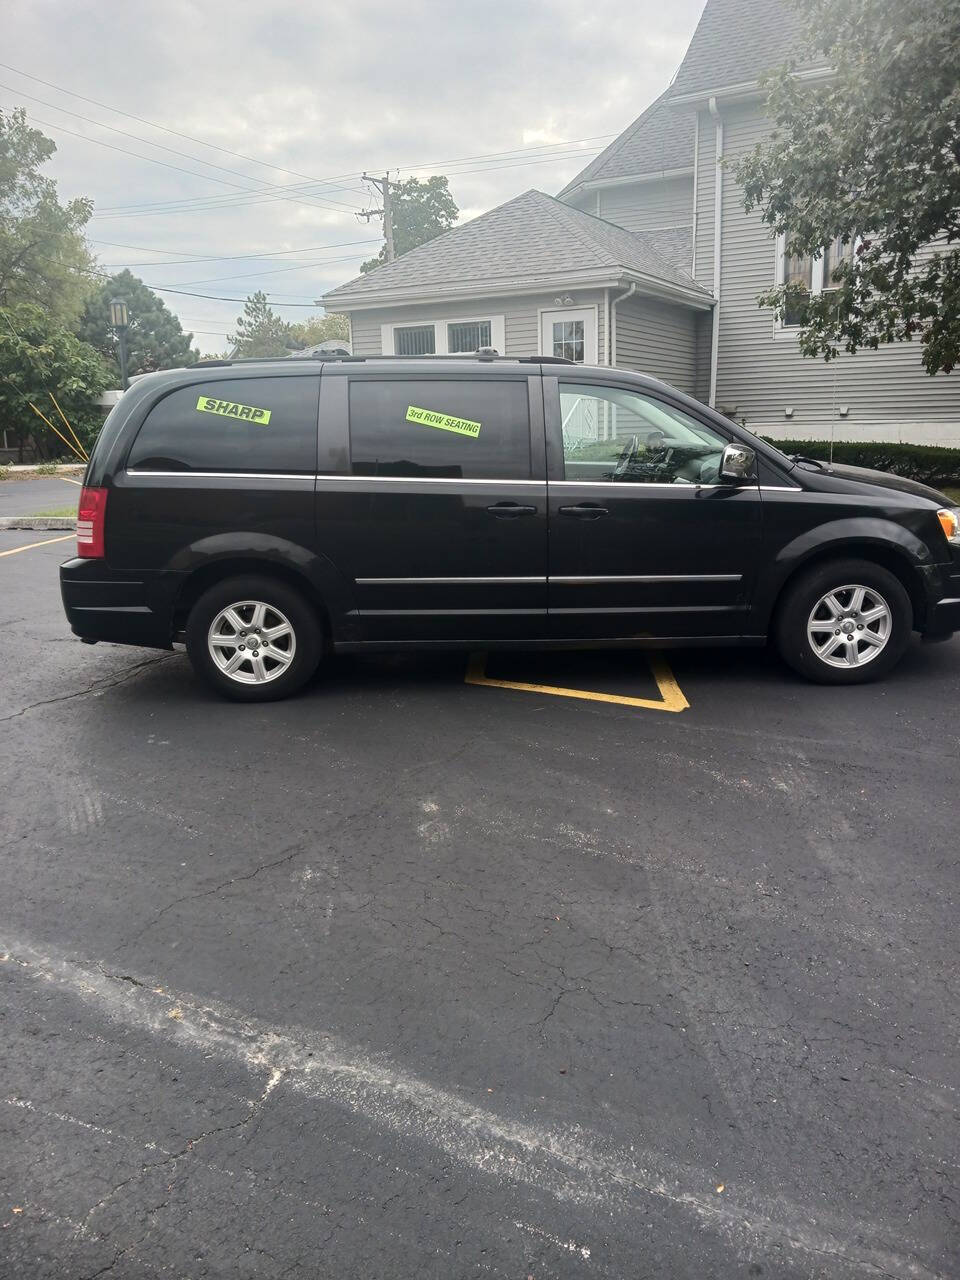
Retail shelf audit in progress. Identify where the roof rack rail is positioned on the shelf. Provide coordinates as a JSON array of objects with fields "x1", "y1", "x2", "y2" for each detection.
[{"x1": 195, "y1": 352, "x2": 575, "y2": 367}]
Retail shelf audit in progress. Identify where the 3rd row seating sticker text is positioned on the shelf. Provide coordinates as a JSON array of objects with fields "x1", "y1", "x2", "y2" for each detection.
[
  {"x1": 196, "y1": 396, "x2": 272, "y2": 425},
  {"x1": 406, "y1": 405, "x2": 481, "y2": 439}
]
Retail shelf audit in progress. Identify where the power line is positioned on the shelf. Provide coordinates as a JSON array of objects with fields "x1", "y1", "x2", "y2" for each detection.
[
  {"x1": 8, "y1": 108, "x2": 364, "y2": 219},
  {"x1": 0, "y1": 82, "x2": 366, "y2": 214},
  {"x1": 89, "y1": 236, "x2": 378, "y2": 262},
  {"x1": 0, "y1": 61, "x2": 372, "y2": 199},
  {"x1": 85, "y1": 137, "x2": 616, "y2": 219}
]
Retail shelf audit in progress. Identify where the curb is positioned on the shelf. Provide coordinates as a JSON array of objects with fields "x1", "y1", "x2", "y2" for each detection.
[{"x1": 0, "y1": 516, "x2": 77, "y2": 531}]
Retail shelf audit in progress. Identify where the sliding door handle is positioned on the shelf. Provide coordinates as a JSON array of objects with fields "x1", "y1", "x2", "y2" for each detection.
[
  {"x1": 558, "y1": 504, "x2": 609, "y2": 520},
  {"x1": 487, "y1": 502, "x2": 537, "y2": 519}
]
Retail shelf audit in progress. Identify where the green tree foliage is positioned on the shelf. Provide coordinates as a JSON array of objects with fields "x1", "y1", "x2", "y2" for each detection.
[
  {"x1": 736, "y1": 0, "x2": 960, "y2": 374},
  {"x1": 77, "y1": 269, "x2": 198, "y2": 378},
  {"x1": 228, "y1": 291, "x2": 294, "y2": 357},
  {"x1": 360, "y1": 177, "x2": 459, "y2": 273},
  {"x1": 287, "y1": 312, "x2": 350, "y2": 349},
  {"x1": 0, "y1": 305, "x2": 108, "y2": 460},
  {"x1": 0, "y1": 108, "x2": 94, "y2": 326}
]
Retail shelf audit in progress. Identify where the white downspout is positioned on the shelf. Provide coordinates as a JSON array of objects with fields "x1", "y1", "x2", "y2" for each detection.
[
  {"x1": 603, "y1": 288, "x2": 611, "y2": 365},
  {"x1": 707, "y1": 95, "x2": 723, "y2": 407},
  {"x1": 609, "y1": 282, "x2": 637, "y2": 369},
  {"x1": 691, "y1": 112, "x2": 700, "y2": 279}
]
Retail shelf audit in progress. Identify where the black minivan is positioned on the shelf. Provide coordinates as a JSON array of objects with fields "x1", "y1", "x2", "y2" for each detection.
[{"x1": 61, "y1": 354, "x2": 960, "y2": 701}]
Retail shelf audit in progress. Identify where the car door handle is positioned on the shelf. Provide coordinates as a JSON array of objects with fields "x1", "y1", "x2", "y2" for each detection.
[
  {"x1": 558, "y1": 504, "x2": 609, "y2": 520},
  {"x1": 486, "y1": 502, "x2": 537, "y2": 518}
]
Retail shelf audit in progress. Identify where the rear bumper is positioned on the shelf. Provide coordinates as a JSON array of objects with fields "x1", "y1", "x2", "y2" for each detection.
[{"x1": 60, "y1": 558, "x2": 183, "y2": 649}]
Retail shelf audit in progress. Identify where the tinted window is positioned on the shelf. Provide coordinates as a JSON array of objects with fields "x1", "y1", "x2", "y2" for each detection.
[
  {"x1": 128, "y1": 377, "x2": 319, "y2": 472},
  {"x1": 349, "y1": 379, "x2": 530, "y2": 479},
  {"x1": 560, "y1": 383, "x2": 730, "y2": 485}
]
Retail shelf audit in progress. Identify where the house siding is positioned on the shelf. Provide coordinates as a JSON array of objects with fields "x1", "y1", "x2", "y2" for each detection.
[
  {"x1": 347, "y1": 291, "x2": 607, "y2": 363},
  {"x1": 598, "y1": 176, "x2": 693, "y2": 238},
  {"x1": 613, "y1": 295, "x2": 698, "y2": 396},
  {"x1": 713, "y1": 102, "x2": 960, "y2": 444}
]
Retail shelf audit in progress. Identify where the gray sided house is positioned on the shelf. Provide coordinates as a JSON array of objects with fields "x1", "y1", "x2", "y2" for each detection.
[{"x1": 324, "y1": 0, "x2": 959, "y2": 446}]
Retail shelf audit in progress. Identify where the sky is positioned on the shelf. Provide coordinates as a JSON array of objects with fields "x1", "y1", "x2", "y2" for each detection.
[{"x1": 4, "y1": 0, "x2": 705, "y2": 354}]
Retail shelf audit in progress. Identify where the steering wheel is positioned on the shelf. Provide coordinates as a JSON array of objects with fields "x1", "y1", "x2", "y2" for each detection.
[{"x1": 613, "y1": 434, "x2": 640, "y2": 479}]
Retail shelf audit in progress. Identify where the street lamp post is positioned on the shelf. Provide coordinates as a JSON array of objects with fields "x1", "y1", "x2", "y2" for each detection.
[{"x1": 109, "y1": 298, "x2": 129, "y2": 390}]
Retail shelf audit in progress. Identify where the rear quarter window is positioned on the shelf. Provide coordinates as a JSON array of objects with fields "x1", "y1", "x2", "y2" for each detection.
[
  {"x1": 127, "y1": 376, "x2": 319, "y2": 473},
  {"x1": 348, "y1": 379, "x2": 530, "y2": 480}
]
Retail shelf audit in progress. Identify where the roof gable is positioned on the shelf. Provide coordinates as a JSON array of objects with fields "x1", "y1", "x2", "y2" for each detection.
[
  {"x1": 322, "y1": 190, "x2": 708, "y2": 308},
  {"x1": 670, "y1": 0, "x2": 823, "y2": 99},
  {"x1": 557, "y1": 90, "x2": 694, "y2": 199}
]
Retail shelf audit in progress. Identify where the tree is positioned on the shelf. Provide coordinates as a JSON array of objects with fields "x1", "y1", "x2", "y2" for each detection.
[
  {"x1": 0, "y1": 305, "x2": 108, "y2": 460},
  {"x1": 287, "y1": 312, "x2": 350, "y2": 349},
  {"x1": 735, "y1": 0, "x2": 960, "y2": 375},
  {"x1": 76, "y1": 269, "x2": 198, "y2": 378},
  {"x1": 0, "y1": 108, "x2": 95, "y2": 326},
  {"x1": 360, "y1": 177, "x2": 458, "y2": 272},
  {"x1": 228, "y1": 291, "x2": 294, "y2": 357}
]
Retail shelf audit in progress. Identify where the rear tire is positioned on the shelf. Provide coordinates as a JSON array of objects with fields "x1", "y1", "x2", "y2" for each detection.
[
  {"x1": 774, "y1": 558, "x2": 912, "y2": 684},
  {"x1": 185, "y1": 575, "x2": 322, "y2": 702}
]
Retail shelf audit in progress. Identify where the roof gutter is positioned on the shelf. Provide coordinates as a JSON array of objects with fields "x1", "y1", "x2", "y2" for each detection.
[
  {"x1": 559, "y1": 166, "x2": 694, "y2": 203},
  {"x1": 324, "y1": 269, "x2": 714, "y2": 314},
  {"x1": 707, "y1": 95, "x2": 723, "y2": 408},
  {"x1": 609, "y1": 282, "x2": 637, "y2": 368},
  {"x1": 669, "y1": 65, "x2": 833, "y2": 109}
]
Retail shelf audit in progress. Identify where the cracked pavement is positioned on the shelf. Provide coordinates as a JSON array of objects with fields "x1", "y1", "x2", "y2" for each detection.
[{"x1": 1, "y1": 530, "x2": 959, "y2": 1278}]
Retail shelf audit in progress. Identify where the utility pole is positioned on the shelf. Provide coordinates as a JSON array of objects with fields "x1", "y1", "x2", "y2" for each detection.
[{"x1": 358, "y1": 172, "x2": 395, "y2": 263}]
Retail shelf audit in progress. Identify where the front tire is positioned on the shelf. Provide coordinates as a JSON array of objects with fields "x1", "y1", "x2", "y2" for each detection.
[
  {"x1": 775, "y1": 558, "x2": 913, "y2": 684},
  {"x1": 185, "y1": 575, "x2": 322, "y2": 701}
]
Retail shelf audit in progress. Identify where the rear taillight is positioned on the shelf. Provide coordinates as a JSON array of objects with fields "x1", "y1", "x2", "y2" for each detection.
[{"x1": 77, "y1": 486, "x2": 108, "y2": 558}]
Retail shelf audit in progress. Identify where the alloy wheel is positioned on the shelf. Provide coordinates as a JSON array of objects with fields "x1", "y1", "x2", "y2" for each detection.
[
  {"x1": 207, "y1": 599, "x2": 296, "y2": 684},
  {"x1": 807, "y1": 584, "x2": 892, "y2": 669}
]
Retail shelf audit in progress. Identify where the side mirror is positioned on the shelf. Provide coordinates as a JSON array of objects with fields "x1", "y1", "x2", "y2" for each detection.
[{"x1": 719, "y1": 442, "x2": 757, "y2": 483}]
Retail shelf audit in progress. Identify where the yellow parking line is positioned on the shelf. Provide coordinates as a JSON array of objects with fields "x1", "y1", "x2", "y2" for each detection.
[
  {"x1": 61, "y1": 476, "x2": 83, "y2": 486},
  {"x1": 465, "y1": 651, "x2": 689, "y2": 713},
  {"x1": 0, "y1": 533, "x2": 75, "y2": 558}
]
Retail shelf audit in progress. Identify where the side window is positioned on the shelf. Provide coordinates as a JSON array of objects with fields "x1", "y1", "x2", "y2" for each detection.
[
  {"x1": 559, "y1": 383, "x2": 731, "y2": 485},
  {"x1": 349, "y1": 379, "x2": 530, "y2": 480},
  {"x1": 128, "y1": 377, "x2": 319, "y2": 473}
]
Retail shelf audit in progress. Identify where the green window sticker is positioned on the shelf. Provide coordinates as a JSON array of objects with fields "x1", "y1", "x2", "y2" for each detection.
[
  {"x1": 406, "y1": 405, "x2": 481, "y2": 439},
  {"x1": 196, "y1": 395, "x2": 272, "y2": 425}
]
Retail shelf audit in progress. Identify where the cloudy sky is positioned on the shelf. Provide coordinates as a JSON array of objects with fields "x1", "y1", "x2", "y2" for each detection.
[{"x1": 5, "y1": 0, "x2": 705, "y2": 353}]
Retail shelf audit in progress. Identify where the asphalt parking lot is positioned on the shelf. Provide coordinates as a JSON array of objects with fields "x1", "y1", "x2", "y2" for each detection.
[{"x1": 2, "y1": 527, "x2": 959, "y2": 1279}]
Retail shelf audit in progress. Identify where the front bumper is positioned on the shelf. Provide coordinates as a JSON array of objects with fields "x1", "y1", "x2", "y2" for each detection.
[
  {"x1": 60, "y1": 558, "x2": 183, "y2": 649},
  {"x1": 923, "y1": 559, "x2": 960, "y2": 635}
]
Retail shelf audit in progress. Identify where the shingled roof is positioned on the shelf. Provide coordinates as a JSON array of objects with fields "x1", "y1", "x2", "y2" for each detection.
[
  {"x1": 557, "y1": 90, "x2": 694, "y2": 201},
  {"x1": 322, "y1": 189, "x2": 710, "y2": 310},
  {"x1": 669, "y1": 0, "x2": 824, "y2": 100},
  {"x1": 559, "y1": 0, "x2": 826, "y2": 198}
]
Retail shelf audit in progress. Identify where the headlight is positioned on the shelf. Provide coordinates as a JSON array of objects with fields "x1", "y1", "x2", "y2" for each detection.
[{"x1": 937, "y1": 508, "x2": 960, "y2": 543}]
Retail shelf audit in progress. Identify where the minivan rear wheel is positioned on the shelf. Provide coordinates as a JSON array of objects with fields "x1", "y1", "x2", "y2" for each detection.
[
  {"x1": 185, "y1": 575, "x2": 321, "y2": 701},
  {"x1": 775, "y1": 558, "x2": 912, "y2": 684}
]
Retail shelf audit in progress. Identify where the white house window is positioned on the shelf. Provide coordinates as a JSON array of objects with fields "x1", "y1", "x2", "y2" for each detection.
[
  {"x1": 776, "y1": 234, "x2": 857, "y2": 327},
  {"x1": 447, "y1": 320, "x2": 491, "y2": 352},
  {"x1": 552, "y1": 319, "x2": 585, "y2": 362},
  {"x1": 393, "y1": 324, "x2": 436, "y2": 355},
  {"x1": 823, "y1": 235, "x2": 855, "y2": 291},
  {"x1": 381, "y1": 315, "x2": 505, "y2": 356}
]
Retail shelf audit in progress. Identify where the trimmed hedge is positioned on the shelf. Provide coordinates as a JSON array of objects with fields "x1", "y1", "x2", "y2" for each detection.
[{"x1": 761, "y1": 439, "x2": 960, "y2": 487}]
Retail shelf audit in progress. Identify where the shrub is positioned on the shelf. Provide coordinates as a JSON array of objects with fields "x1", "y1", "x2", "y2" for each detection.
[
  {"x1": 35, "y1": 461, "x2": 59, "y2": 475},
  {"x1": 762, "y1": 439, "x2": 960, "y2": 487}
]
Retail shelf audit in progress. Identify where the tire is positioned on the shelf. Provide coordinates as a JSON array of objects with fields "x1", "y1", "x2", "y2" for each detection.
[
  {"x1": 185, "y1": 575, "x2": 322, "y2": 702},
  {"x1": 774, "y1": 558, "x2": 913, "y2": 685}
]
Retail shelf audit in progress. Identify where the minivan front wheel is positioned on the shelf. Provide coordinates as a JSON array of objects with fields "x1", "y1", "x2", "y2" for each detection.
[
  {"x1": 775, "y1": 558, "x2": 912, "y2": 684},
  {"x1": 186, "y1": 575, "x2": 321, "y2": 701}
]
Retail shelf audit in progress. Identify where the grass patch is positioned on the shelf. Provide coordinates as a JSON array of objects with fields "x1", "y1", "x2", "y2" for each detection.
[
  {"x1": 28, "y1": 506, "x2": 76, "y2": 517},
  {"x1": 943, "y1": 487, "x2": 960, "y2": 505}
]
